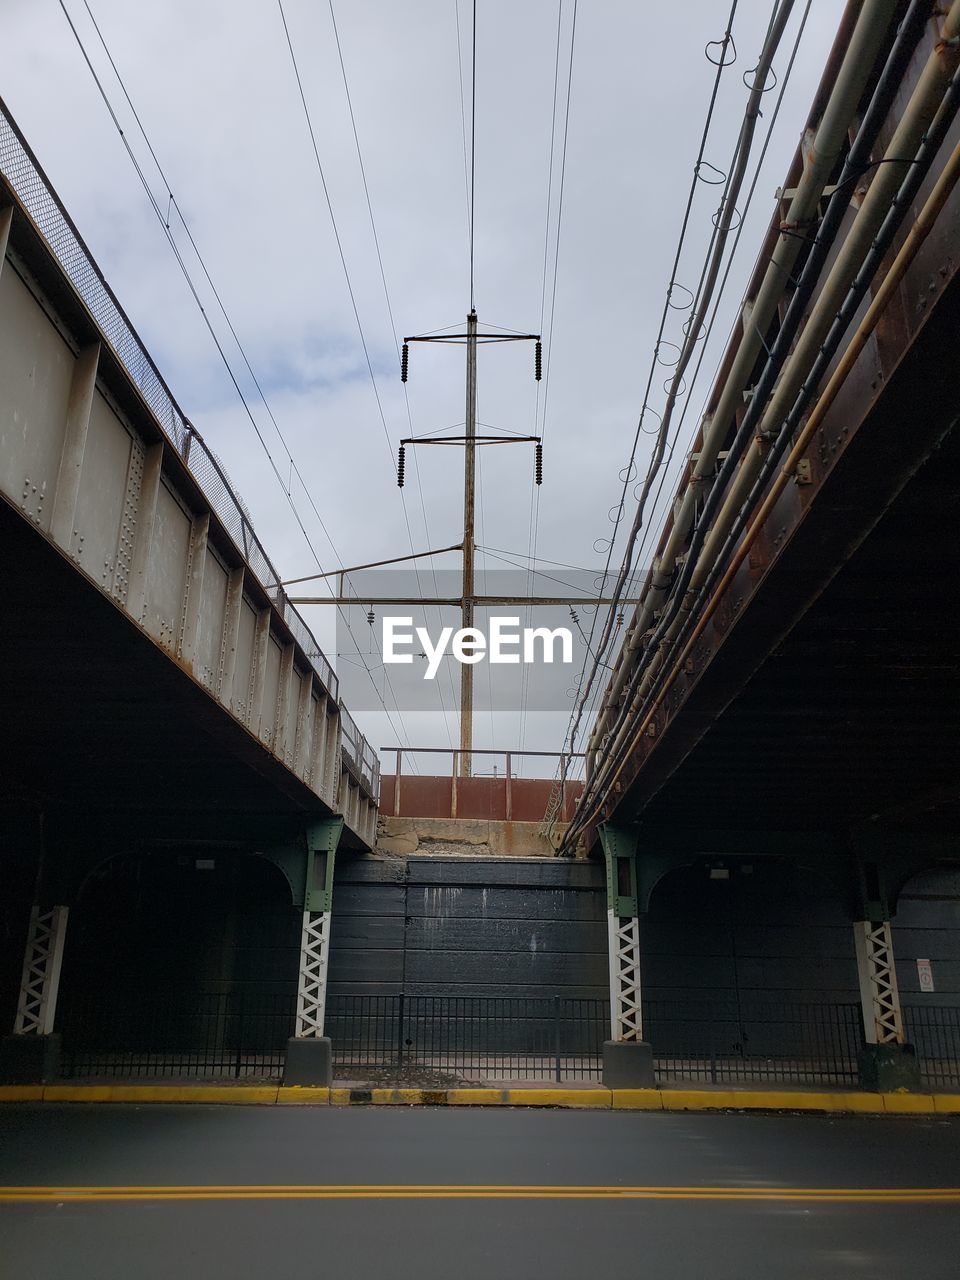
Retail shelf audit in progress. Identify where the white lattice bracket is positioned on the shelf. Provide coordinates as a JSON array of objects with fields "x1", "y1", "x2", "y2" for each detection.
[
  {"x1": 13, "y1": 905, "x2": 69, "y2": 1036},
  {"x1": 608, "y1": 912, "x2": 643, "y2": 1042},
  {"x1": 295, "y1": 909, "x2": 332, "y2": 1038},
  {"x1": 600, "y1": 823, "x2": 644, "y2": 1043},
  {"x1": 854, "y1": 919, "x2": 905, "y2": 1046}
]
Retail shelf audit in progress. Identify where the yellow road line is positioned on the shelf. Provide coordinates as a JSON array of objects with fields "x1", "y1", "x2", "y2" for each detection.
[{"x1": 2, "y1": 1185, "x2": 959, "y2": 1203}]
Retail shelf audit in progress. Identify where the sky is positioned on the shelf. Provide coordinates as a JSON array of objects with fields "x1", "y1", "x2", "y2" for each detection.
[{"x1": 1, "y1": 0, "x2": 846, "y2": 775}]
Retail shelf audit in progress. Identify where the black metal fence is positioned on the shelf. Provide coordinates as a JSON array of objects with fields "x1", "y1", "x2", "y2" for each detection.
[
  {"x1": 58, "y1": 990, "x2": 960, "y2": 1088},
  {"x1": 645, "y1": 1000, "x2": 864, "y2": 1087},
  {"x1": 60, "y1": 990, "x2": 294, "y2": 1081},
  {"x1": 904, "y1": 1004, "x2": 960, "y2": 1089},
  {"x1": 327, "y1": 995, "x2": 606, "y2": 1083}
]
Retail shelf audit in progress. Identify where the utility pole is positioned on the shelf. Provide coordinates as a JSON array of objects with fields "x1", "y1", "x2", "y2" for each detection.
[
  {"x1": 461, "y1": 310, "x2": 478, "y2": 775},
  {"x1": 399, "y1": 314, "x2": 541, "y2": 777}
]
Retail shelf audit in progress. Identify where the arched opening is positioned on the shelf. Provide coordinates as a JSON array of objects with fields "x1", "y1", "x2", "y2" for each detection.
[
  {"x1": 643, "y1": 858, "x2": 862, "y2": 1082},
  {"x1": 56, "y1": 850, "x2": 300, "y2": 1079}
]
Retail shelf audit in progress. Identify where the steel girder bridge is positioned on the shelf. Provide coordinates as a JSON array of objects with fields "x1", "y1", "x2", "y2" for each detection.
[
  {"x1": 0, "y1": 101, "x2": 379, "y2": 1085},
  {"x1": 569, "y1": 0, "x2": 960, "y2": 1089}
]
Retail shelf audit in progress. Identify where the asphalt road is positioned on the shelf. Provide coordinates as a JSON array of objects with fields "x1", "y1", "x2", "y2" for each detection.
[{"x1": 1, "y1": 1104, "x2": 959, "y2": 1279}]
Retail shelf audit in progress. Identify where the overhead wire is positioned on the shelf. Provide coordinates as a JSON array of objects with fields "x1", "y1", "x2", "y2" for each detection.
[
  {"x1": 60, "y1": 0, "x2": 418, "y2": 759},
  {"x1": 327, "y1": 0, "x2": 458, "y2": 746},
  {"x1": 518, "y1": 0, "x2": 574, "y2": 751},
  {"x1": 556, "y1": 0, "x2": 743, "y2": 771},
  {"x1": 573, "y1": 0, "x2": 812, "y2": 750}
]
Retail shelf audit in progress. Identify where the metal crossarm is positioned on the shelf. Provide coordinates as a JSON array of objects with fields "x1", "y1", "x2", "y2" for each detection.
[
  {"x1": 13, "y1": 905, "x2": 69, "y2": 1036},
  {"x1": 854, "y1": 920, "x2": 905, "y2": 1045}
]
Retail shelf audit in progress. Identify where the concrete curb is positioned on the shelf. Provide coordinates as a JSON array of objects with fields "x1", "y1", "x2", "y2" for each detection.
[{"x1": 2, "y1": 1084, "x2": 959, "y2": 1113}]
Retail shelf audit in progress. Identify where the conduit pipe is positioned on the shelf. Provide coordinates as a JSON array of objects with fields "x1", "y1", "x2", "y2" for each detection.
[
  {"x1": 570, "y1": 83, "x2": 960, "y2": 849},
  {"x1": 599, "y1": 132, "x2": 960, "y2": 825},
  {"x1": 691, "y1": 0, "x2": 960, "y2": 587},
  {"x1": 578, "y1": 0, "x2": 797, "y2": 767},
  {"x1": 588, "y1": 0, "x2": 899, "y2": 763}
]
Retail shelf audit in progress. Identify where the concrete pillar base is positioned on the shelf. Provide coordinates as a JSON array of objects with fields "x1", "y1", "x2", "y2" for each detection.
[
  {"x1": 858, "y1": 1042, "x2": 922, "y2": 1092},
  {"x1": 283, "y1": 1036, "x2": 333, "y2": 1086},
  {"x1": 0, "y1": 1033, "x2": 62, "y2": 1084},
  {"x1": 602, "y1": 1039, "x2": 655, "y2": 1088}
]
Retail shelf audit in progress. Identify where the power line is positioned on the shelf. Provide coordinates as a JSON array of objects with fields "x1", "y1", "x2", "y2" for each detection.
[
  {"x1": 327, "y1": 0, "x2": 458, "y2": 746},
  {"x1": 519, "y1": 0, "x2": 574, "y2": 751},
  {"x1": 60, "y1": 0, "x2": 418, "y2": 759},
  {"x1": 280, "y1": 0, "x2": 459, "y2": 749},
  {"x1": 469, "y1": 0, "x2": 478, "y2": 310},
  {"x1": 566, "y1": 0, "x2": 815, "y2": 832},
  {"x1": 559, "y1": 0, "x2": 747, "y2": 764}
]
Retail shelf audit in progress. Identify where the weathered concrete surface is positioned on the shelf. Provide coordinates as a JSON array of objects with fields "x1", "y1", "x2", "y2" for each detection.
[{"x1": 375, "y1": 815, "x2": 568, "y2": 858}]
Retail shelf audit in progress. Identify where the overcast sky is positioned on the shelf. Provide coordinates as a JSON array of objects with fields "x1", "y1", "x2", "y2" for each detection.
[{"x1": 2, "y1": 0, "x2": 845, "y2": 772}]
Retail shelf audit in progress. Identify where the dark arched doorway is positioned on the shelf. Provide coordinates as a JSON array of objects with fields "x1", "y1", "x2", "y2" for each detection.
[
  {"x1": 56, "y1": 850, "x2": 300, "y2": 1079},
  {"x1": 643, "y1": 858, "x2": 863, "y2": 1083}
]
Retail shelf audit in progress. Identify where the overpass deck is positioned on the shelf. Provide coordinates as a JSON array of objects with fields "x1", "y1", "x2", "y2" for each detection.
[{"x1": 0, "y1": 98, "x2": 377, "y2": 849}]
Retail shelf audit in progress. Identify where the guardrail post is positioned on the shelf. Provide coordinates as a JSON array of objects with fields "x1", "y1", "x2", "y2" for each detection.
[
  {"x1": 395, "y1": 749, "x2": 402, "y2": 817},
  {"x1": 505, "y1": 752, "x2": 513, "y2": 821}
]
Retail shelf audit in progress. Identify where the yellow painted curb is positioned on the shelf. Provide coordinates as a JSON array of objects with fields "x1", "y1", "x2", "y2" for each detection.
[
  {"x1": 613, "y1": 1089, "x2": 663, "y2": 1111},
  {"x1": 0, "y1": 1086, "x2": 43, "y2": 1102},
  {"x1": 0, "y1": 1084, "x2": 955, "y2": 1115},
  {"x1": 507, "y1": 1089, "x2": 612, "y2": 1108},
  {"x1": 661, "y1": 1090, "x2": 742, "y2": 1111},
  {"x1": 882, "y1": 1092, "x2": 936, "y2": 1114},
  {"x1": 276, "y1": 1088, "x2": 331, "y2": 1106},
  {"x1": 445, "y1": 1089, "x2": 507, "y2": 1106},
  {"x1": 43, "y1": 1085, "x2": 115, "y2": 1103},
  {"x1": 103, "y1": 1085, "x2": 280, "y2": 1105}
]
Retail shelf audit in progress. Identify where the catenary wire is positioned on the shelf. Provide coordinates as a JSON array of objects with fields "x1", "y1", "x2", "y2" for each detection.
[{"x1": 61, "y1": 0, "x2": 419, "y2": 758}]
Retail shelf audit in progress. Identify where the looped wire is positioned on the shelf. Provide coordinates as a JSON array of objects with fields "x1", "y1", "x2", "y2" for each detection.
[
  {"x1": 695, "y1": 159, "x2": 727, "y2": 186},
  {"x1": 639, "y1": 405, "x2": 662, "y2": 438},
  {"x1": 593, "y1": 537, "x2": 612, "y2": 555},
  {"x1": 667, "y1": 282, "x2": 694, "y2": 310},
  {"x1": 743, "y1": 64, "x2": 778, "y2": 93},
  {"x1": 683, "y1": 312, "x2": 706, "y2": 341},
  {"x1": 712, "y1": 202, "x2": 743, "y2": 231},
  {"x1": 656, "y1": 340, "x2": 682, "y2": 368},
  {"x1": 704, "y1": 34, "x2": 737, "y2": 67}
]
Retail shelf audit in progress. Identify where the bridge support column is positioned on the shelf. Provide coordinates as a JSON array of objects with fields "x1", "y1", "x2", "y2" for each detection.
[
  {"x1": 600, "y1": 824, "x2": 655, "y2": 1088},
  {"x1": 0, "y1": 904, "x2": 69, "y2": 1083},
  {"x1": 853, "y1": 918, "x2": 921, "y2": 1091},
  {"x1": 283, "y1": 817, "x2": 343, "y2": 1087}
]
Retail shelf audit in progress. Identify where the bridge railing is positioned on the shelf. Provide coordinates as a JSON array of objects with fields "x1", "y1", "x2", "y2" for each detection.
[
  {"x1": 0, "y1": 96, "x2": 375, "y2": 792},
  {"x1": 379, "y1": 747, "x2": 584, "y2": 823}
]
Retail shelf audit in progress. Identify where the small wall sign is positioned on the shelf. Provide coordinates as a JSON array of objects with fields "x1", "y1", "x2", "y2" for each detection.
[{"x1": 917, "y1": 958, "x2": 935, "y2": 993}]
